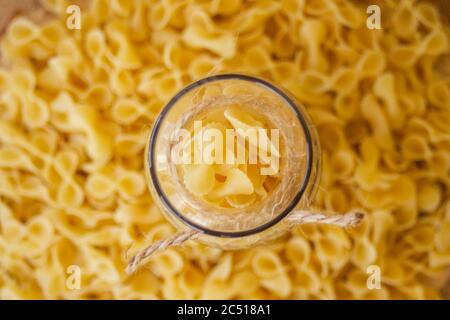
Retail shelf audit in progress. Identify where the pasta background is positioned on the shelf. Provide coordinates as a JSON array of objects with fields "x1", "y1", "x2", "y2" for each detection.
[{"x1": 0, "y1": 0, "x2": 449, "y2": 299}]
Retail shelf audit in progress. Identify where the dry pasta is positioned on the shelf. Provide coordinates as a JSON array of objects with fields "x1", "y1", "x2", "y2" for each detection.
[{"x1": 0, "y1": 0, "x2": 449, "y2": 300}]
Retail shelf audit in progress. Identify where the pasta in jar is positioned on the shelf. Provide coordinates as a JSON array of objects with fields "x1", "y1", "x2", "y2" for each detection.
[{"x1": 146, "y1": 74, "x2": 321, "y2": 249}]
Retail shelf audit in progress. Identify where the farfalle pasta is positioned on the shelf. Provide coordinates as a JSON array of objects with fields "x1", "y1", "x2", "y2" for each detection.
[
  {"x1": 174, "y1": 104, "x2": 281, "y2": 208},
  {"x1": 0, "y1": 0, "x2": 449, "y2": 300}
]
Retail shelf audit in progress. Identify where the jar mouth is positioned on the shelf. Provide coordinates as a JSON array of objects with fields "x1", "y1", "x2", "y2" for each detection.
[{"x1": 147, "y1": 73, "x2": 314, "y2": 238}]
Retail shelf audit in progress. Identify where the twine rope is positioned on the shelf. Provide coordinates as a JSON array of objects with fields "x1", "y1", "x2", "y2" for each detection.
[
  {"x1": 125, "y1": 210, "x2": 365, "y2": 275},
  {"x1": 126, "y1": 229, "x2": 200, "y2": 275},
  {"x1": 286, "y1": 210, "x2": 365, "y2": 228}
]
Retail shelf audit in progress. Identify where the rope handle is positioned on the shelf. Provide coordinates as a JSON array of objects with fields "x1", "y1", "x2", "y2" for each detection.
[
  {"x1": 126, "y1": 230, "x2": 199, "y2": 275},
  {"x1": 125, "y1": 210, "x2": 365, "y2": 275}
]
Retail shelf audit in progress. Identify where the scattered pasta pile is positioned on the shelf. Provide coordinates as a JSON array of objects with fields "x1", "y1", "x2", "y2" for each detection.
[{"x1": 0, "y1": 0, "x2": 449, "y2": 299}]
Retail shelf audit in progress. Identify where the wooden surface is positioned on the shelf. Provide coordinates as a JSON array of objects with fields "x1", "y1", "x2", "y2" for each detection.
[{"x1": 0, "y1": 0, "x2": 39, "y2": 34}]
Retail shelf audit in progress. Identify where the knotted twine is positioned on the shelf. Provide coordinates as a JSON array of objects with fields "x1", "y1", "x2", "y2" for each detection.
[{"x1": 126, "y1": 209, "x2": 365, "y2": 274}]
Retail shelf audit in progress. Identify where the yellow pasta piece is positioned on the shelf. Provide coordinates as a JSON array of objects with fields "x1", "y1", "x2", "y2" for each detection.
[
  {"x1": 391, "y1": 1, "x2": 417, "y2": 39},
  {"x1": 83, "y1": 246, "x2": 120, "y2": 284},
  {"x1": 182, "y1": 25, "x2": 236, "y2": 59},
  {"x1": 148, "y1": 1, "x2": 172, "y2": 31},
  {"x1": 116, "y1": 169, "x2": 146, "y2": 199},
  {"x1": 357, "y1": 50, "x2": 386, "y2": 78},
  {"x1": 285, "y1": 236, "x2": 311, "y2": 268},
  {"x1": 188, "y1": 54, "x2": 220, "y2": 80},
  {"x1": 225, "y1": 193, "x2": 257, "y2": 208},
  {"x1": 111, "y1": 98, "x2": 143, "y2": 125},
  {"x1": 420, "y1": 30, "x2": 448, "y2": 55},
  {"x1": 329, "y1": 0, "x2": 365, "y2": 29},
  {"x1": 351, "y1": 236, "x2": 377, "y2": 269},
  {"x1": 39, "y1": 20, "x2": 67, "y2": 47},
  {"x1": 211, "y1": 168, "x2": 253, "y2": 197},
  {"x1": 416, "y1": 2, "x2": 441, "y2": 28},
  {"x1": 244, "y1": 45, "x2": 273, "y2": 73},
  {"x1": 178, "y1": 265, "x2": 205, "y2": 299},
  {"x1": 251, "y1": 250, "x2": 284, "y2": 278},
  {"x1": 110, "y1": 69, "x2": 136, "y2": 96},
  {"x1": 260, "y1": 272, "x2": 292, "y2": 298},
  {"x1": 427, "y1": 80, "x2": 450, "y2": 110},
  {"x1": 85, "y1": 173, "x2": 115, "y2": 200},
  {"x1": 300, "y1": 19, "x2": 328, "y2": 72},
  {"x1": 150, "y1": 249, "x2": 185, "y2": 278},
  {"x1": 6, "y1": 17, "x2": 38, "y2": 46},
  {"x1": 85, "y1": 28, "x2": 107, "y2": 62},
  {"x1": 401, "y1": 133, "x2": 432, "y2": 161},
  {"x1": 361, "y1": 94, "x2": 394, "y2": 151},
  {"x1": 209, "y1": 0, "x2": 242, "y2": 16},
  {"x1": 293, "y1": 266, "x2": 321, "y2": 294},
  {"x1": 183, "y1": 164, "x2": 215, "y2": 196},
  {"x1": 373, "y1": 73, "x2": 404, "y2": 129},
  {"x1": 331, "y1": 67, "x2": 359, "y2": 94}
]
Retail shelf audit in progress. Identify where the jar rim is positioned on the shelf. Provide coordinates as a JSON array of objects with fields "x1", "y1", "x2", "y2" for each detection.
[{"x1": 147, "y1": 73, "x2": 314, "y2": 238}]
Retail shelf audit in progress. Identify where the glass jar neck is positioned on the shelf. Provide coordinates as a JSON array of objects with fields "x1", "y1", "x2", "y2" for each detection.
[{"x1": 147, "y1": 74, "x2": 318, "y2": 238}]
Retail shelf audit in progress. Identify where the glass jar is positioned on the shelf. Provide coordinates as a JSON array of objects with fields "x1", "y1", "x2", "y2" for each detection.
[{"x1": 145, "y1": 74, "x2": 321, "y2": 250}]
